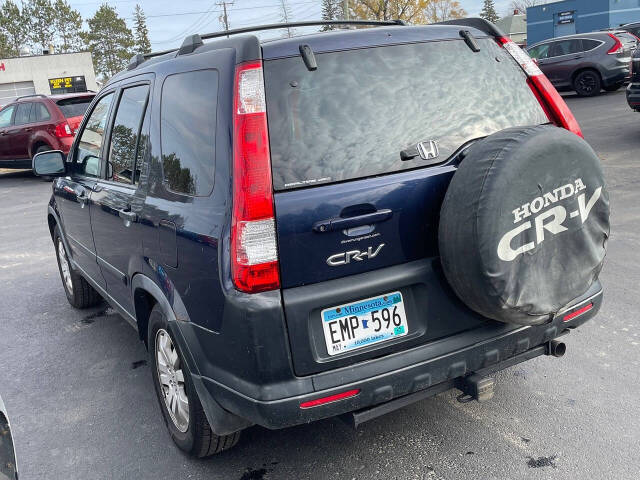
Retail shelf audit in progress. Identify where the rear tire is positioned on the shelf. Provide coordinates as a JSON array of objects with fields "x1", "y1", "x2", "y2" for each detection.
[
  {"x1": 35, "y1": 144, "x2": 54, "y2": 181},
  {"x1": 148, "y1": 305, "x2": 241, "y2": 457},
  {"x1": 573, "y1": 70, "x2": 602, "y2": 97},
  {"x1": 53, "y1": 226, "x2": 102, "y2": 309}
]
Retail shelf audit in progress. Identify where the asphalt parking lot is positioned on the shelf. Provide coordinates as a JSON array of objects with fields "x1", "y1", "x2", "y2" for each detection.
[{"x1": 0, "y1": 90, "x2": 638, "y2": 480}]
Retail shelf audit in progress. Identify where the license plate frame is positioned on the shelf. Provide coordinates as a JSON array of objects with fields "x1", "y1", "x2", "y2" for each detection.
[{"x1": 321, "y1": 291, "x2": 408, "y2": 356}]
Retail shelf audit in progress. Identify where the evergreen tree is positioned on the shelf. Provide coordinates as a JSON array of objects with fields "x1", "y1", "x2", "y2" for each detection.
[
  {"x1": 53, "y1": 0, "x2": 84, "y2": 53},
  {"x1": 24, "y1": 0, "x2": 57, "y2": 53},
  {"x1": 82, "y1": 4, "x2": 135, "y2": 80},
  {"x1": 133, "y1": 4, "x2": 151, "y2": 54},
  {"x1": 0, "y1": 32, "x2": 10, "y2": 58},
  {"x1": 321, "y1": 0, "x2": 342, "y2": 30},
  {"x1": 0, "y1": 1, "x2": 30, "y2": 57},
  {"x1": 479, "y1": 0, "x2": 499, "y2": 24}
]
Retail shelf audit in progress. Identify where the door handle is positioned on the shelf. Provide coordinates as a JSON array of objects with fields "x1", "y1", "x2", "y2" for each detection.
[
  {"x1": 118, "y1": 207, "x2": 138, "y2": 224},
  {"x1": 313, "y1": 209, "x2": 393, "y2": 233}
]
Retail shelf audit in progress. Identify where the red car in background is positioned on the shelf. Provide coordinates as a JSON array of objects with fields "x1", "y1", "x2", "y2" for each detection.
[{"x1": 0, "y1": 92, "x2": 95, "y2": 169}]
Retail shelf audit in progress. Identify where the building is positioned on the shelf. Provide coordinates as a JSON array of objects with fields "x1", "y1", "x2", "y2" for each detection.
[
  {"x1": 496, "y1": 10, "x2": 528, "y2": 46},
  {"x1": 528, "y1": 0, "x2": 640, "y2": 45},
  {"x1": 0, "y1": 51, "x2": 98, "y2": 107}
]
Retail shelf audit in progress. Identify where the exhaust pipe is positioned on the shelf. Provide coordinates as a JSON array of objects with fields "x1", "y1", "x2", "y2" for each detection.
[{"x1": 548, "y1": 340, "x2": 566, "y2": 358}]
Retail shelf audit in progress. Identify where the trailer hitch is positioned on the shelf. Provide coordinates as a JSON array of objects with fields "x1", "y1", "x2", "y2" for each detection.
[{"x1": 455, "y1": 374, "x2": 495, "y2": 403}]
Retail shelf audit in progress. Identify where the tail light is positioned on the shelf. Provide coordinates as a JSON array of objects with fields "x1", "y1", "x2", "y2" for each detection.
[
  {"x1": 606, "y1": 33, "x2": 624, "y2": 55},
  {"x1": 231, "y1": 60, "x2": 280, "y2": 293},
  {"x1": 54, "y1": 121, "x2": 73, "y2": 138},
  {"x1": 299, "y1": 389, "x2": 360, "y2": 409},
  {"x1": 563, "y1": 302, "x2": 593, "y2": 322},
  {"x1": 497, "y1": 37, "x2": 583, "y2": 138}
]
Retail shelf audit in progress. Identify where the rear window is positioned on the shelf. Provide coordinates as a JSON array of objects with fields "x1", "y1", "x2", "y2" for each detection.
[
  {"x1": 56, "y1": 97, "x2": 94, "y2": 118},
  {"x1": 264, "y1": 38, "x2": 548, "y2": 191},
  {"x1": 616, "y1": 32, "x2": 639, "y2": 48}
]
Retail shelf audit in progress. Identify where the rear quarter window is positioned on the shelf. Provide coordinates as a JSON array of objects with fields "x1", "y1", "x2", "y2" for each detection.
[
  {"x1": 265, "y1": 38, "x2": 548, "y2": 190},
  {"x1": 160, "y1": 70, "x2": 218, "y2": 196}
]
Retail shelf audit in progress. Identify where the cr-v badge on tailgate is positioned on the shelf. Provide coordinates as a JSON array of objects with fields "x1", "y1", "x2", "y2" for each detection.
[{"x1": 326, "y1": 244, "x2": 385, "y2": 266}]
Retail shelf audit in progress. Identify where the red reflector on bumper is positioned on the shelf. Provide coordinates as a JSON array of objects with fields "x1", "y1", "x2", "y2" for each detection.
[
  {"x1": 299, "y1": 389, "x2": 360, "y2": 409},
  {"x1": 563, "y1": 303, "x2": 593, "y2": 322}
]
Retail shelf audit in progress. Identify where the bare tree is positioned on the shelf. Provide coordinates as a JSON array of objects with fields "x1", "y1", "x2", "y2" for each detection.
[
  {"x1": 509, "y1": 0, "x2": 549, "y2": 14},
  {"x1": 279, "y1": 0, "x2": 294, "y2": 38},
  {"x1": 425, "y1": 0, "x2": 466, "y2": 22}
]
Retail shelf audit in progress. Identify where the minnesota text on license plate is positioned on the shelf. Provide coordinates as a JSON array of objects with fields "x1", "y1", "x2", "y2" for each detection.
[{"x1": 321, "y1": 292, "x2": 408, "y2": 356}]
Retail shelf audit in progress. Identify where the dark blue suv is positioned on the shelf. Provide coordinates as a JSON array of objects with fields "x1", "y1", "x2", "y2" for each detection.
[{"x1": 33, "y1": 19, "x2": 610, "y2": 457}]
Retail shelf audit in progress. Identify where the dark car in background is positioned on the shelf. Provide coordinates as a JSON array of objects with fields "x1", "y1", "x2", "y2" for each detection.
[
  {"x1": 527, "y1": 31, "x2": 636, "y2": 96},
  {"x1": 620, "y1": 21, "x2": 640, "y2": 39},
  {"x1": 627, "y1": 47, "x2": 640, "y2": 111},
  {"x1": 0, "y1": 92, "x2": 94, "y2": 169}
]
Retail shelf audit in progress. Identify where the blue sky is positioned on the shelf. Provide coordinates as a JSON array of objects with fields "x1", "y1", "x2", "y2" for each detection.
[{"x1": 64, "y1": 0, "x2": 514, "y2": 51}]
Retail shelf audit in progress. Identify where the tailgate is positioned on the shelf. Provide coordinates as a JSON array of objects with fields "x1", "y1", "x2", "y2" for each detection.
[{"x1": 263, "y1": 32, "x2": 549, "y2": 374}]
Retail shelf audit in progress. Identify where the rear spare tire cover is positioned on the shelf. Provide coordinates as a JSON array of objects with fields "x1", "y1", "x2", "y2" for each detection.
[{"x1": 439, "y1": 125, "x2": 609, "y2": 325}]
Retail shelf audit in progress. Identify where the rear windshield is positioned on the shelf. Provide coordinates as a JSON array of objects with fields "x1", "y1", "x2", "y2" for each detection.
[
  {"x1": 616, "y1": 32, "x2": 639, "y2": 48},
  {"x1": 56, "y1": 96, "x2": 94, "y2": 118},
  {"x1": 264, "y1": 38, "x2": 548, "y2": 190}
]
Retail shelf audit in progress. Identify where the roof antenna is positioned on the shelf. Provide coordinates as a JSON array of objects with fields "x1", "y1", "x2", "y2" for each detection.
[{"x1": 299, "y1": 44, "x2": 317, "y2": 71}]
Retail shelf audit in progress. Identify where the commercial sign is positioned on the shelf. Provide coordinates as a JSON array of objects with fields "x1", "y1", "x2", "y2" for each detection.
[
  {"x1": 558, "y1": 10, "x2": 575, "y2": 25},
  {"x1": 48, "y1": 75, "x2": 87, "y2": 94}
]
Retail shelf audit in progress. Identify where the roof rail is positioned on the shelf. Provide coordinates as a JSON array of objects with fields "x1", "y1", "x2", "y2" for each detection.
[
  {"x1": 127, "y1": 53, "x2": 146, "y2": 70},
  {"x1": 144, "y1": 19, "x2": 406, "y2": 59},
  {"x1": 434, "y1": 17, "x2": 505, "y2": 38},
  {"x1": 16, "y1": 94, "x2": 47, "y2": 101}
]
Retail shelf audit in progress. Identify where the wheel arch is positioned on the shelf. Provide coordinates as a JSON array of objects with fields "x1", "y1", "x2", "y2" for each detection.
[
  {"x1": 30, "y1": 139, "x2": 52, "y2": 159},
  {"x1": 131, "y1": 273, "x2": 177, "y2": 347}
]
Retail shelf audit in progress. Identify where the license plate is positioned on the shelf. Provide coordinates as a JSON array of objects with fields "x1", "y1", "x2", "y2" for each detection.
[{"x1": 321, "y1": 291, "x2": 408, "y2": 356}]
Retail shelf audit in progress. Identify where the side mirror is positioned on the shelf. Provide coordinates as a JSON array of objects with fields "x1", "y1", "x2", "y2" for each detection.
[{"x1": 32, "y1": 150, "x2": 66, "y2": 177}]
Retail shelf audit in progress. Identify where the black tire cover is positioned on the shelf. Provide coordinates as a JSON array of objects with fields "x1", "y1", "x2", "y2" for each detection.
[{"x1": 438, "y1": 125, "x2": 609, "y2": 325}]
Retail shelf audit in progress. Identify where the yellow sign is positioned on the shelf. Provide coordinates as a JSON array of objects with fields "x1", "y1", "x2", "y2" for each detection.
[{"x1": 49, "y1": 77, "x2": 73, "y2": 89}]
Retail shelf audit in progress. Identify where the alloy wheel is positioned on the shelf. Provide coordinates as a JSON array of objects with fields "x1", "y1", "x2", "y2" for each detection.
[
  {"x1": 578, "y1": 73, "x2": 597, "y2": 95},
  {"x1": 57, "y1": 239, "x2": 73, "y2": 294},
  {"x1": 155, "y1": 329, "x2": 190, "y2": 433}
]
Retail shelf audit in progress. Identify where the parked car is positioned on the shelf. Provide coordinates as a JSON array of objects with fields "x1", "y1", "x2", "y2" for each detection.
[
  {"x1": 527, "y1": 31, "x2": 636, "y2": 96},
  {"x1": 0, "y1": 92, "x2": 95, "y2": 169},
  {"x1": 0, "y1": 395, "x2": 18, "y2": 480},
  {"x1": 33, "y1": 18, "x2": 609, "y2": 458},
  {"x1": 620, "y1": 21, "x2": 640, "y2": 39},
  {"x1": 627, "y1": 47, "x2": 640, "y2": 111}
]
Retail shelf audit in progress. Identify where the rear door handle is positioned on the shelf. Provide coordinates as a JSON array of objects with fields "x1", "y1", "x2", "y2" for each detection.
[
  {"x1": 118, "y1": 207, "x2": 137, "y2": 224},
  {"x1": 313, "y1": 209, "x2": 393, "y2": 233}
]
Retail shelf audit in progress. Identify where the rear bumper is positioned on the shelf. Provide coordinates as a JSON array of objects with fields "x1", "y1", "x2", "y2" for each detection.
[
  {"x1": 188, "y1": 281, "x2": 603, "y2": 431},
  {"x1": 627, "y1": 82, "x2": 640, "y2": 111}
]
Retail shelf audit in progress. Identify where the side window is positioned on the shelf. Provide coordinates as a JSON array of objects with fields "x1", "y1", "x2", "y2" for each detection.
[
  {"x1": 106, "y1": 85, "x2": 149, "y2": 185},
  {"x1": 528, "y1": 44, "x2": 551, "y2": 60},
  {"x1": 74, "y1": 93, "x2": 114, "y2": 177},
  {"x1": 29, "y1": 103, "x2": 51, "y2": 123},
  {"x1": 549, "y1": 39, "x2": 581, "y2": 57},
  {"x1": 14, "y1": 103, "x2": 33, "y2": 126},
  {"x1": 581, "y1": 39, "x2": 601, "y2": 51},
  {"x1": 161, "y1": 70, "x2": 218, "y2": 196},
  {"x1": 0, "y1": 106, "x2": 15, "y2": 128}
]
